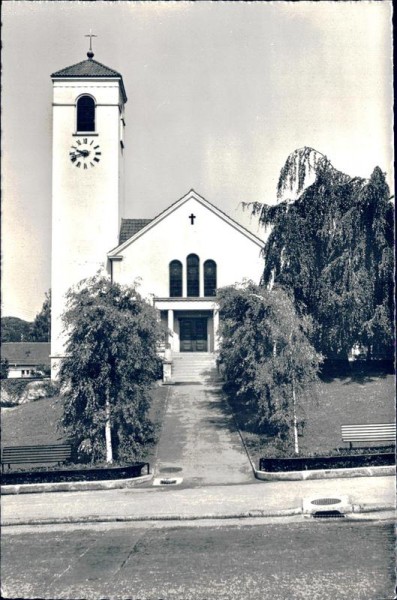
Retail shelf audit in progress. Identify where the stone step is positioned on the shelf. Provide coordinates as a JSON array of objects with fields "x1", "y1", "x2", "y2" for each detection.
[
  {"x1": 172, "y1": 362, "x2": 216, "y2": 368},
  {"x1": 172, "y1": 368, "x2": 218, "y2": 372},
  {"x1": 171, "y1": 375, "x2": 220, "y2": 383},
  {"x1": 173, "y1": 365, "x2": 216, "y2": 369},
  {"x1": 172, "y1": 359, "x2": 216, "y2": 365},
  {"x1": 172, "y1": 359, "x2": 215, "y2": 364},
  {"x1": 170, "y1": 353, "x2": 218, "y2": 383},
  {"x1": 172, "y1": 363, "x2": 216, "y2": 370}
]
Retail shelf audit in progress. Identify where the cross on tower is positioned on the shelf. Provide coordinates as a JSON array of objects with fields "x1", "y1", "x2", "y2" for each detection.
[
  {"x1": 189, "y1": 213, "x2": 196, "y2": 225},
  {"x1": 85, "y1": 29, "x2": 97, "y2": 59}
]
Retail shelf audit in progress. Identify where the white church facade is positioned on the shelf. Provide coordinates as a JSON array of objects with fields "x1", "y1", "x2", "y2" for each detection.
[{"x1": 50, "y1": 48, "x2": 264, "y2": 378}]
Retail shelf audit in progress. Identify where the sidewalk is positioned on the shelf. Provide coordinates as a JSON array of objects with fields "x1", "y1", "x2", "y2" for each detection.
[{"x1": 2, "y1": 475, "x2": 394, "y2": 526}]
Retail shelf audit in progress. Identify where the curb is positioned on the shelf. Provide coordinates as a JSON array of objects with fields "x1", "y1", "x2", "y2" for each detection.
[
  {"x1": 254, "y1": 465, "x2": 395, "y2": 481},
  {"x1": 1, "y1": 474, "x2": 153, "y2": 495},
  {"x1": 2, "y1": 504, "x2": 394, "y2": 528}
]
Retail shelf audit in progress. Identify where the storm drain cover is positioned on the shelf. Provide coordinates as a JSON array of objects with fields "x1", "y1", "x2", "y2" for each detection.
[
  {"x1": 153, "y1": 476, "x2": 183, "y2": 486},
  {"x1": 313, "y1": 510, "x2": 345, "y2": 519},
  {"x1": 302, "y1": 494, "x2": 352, "y2": 517},
  {"x1": 311, "y1": 498, "x2": 342, "y2": 506}
]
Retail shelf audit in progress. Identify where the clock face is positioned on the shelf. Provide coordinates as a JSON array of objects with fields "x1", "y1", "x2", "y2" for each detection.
[{"x1": 69, "y1": 138, "x2": 101, "y2": 168}]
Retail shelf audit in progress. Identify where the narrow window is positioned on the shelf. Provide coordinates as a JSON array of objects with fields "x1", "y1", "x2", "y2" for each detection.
[
  {"x1": 77, "y1": 95, "x2": 95, "y2": 132},
  {"x1": 169, "y1": 260, "x2": 183, "y2": 297},
  {"x1": 187, "y1": 254, "x2": 200, "y2": 297},
  {"x1": 204, "y1": 260, "x2": 217, "y2": 296}
]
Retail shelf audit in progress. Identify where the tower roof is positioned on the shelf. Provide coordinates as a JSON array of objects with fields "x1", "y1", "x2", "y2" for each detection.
[{"x1": 51, "y1": 58, "x2": 127, "y2": 102}]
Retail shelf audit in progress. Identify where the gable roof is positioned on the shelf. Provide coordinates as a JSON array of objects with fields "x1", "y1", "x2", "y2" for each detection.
[
  {"x1": 51, "y1": 57, "x2": 127, "y2": 103},
  {"x1": 119, "y1": 219, "x2": 153, "y2": 245},
  {"x1": 110, "y1": 189, "x2": 265, "y2": 255},
  {"x1": 1, "y1": 343, "x2": 51, "y2": 367}
]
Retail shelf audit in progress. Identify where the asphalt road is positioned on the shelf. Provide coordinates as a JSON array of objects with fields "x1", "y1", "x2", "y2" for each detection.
[{"x1": 1, "y1": 519, "x2": 394, "y2": 600}]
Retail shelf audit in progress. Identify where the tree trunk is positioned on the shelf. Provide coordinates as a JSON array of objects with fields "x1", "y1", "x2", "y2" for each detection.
[
  {"x1": 105, "y1": 395, "x2": 113, "y2": 464},
  {"x1": 292, "y1": 380, "x2": 299, "y2": 454}
]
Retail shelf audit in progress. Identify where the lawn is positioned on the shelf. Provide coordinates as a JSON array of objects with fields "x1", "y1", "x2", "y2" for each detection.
[
  {"x1": 2, "y1": 367, "x2": 394, "y2": 469},
  {"x1": 1, "y1": 384, "x2": 169, "y2": 465},
  {"x1": 229, "y1": 364, "x2": 395, "y2": 467},
  {"x1": 1, "y1": 396, "x2": 66, "y2": 446}
]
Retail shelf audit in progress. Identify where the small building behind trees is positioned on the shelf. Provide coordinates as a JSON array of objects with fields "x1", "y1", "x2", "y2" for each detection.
[{"x1": 1, "y1": 342, "x2": 51, "y2": 378}]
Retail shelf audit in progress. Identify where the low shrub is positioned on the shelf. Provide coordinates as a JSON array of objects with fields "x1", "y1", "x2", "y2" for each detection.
[
  {"x1": 1, "y1": 463, "x2": 149, "y2": 485},
  {"x1": 1, "y1": 379, "x2": 60, "y2": 407},
  {"x1": 1, "y1": 380, "x2": 31, "y2": 406},
  {"x1": 259, "y1": 451, "x2": 395, "y2": 472}
]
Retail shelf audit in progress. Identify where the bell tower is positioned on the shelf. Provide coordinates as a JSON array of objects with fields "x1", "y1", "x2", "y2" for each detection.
[{"x1": 50, "y1": 38, "x2": 127, "y2": 378}]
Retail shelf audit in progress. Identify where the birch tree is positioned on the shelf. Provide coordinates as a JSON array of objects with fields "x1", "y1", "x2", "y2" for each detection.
[
  {"x1": 59, "y1": 275, "x2": 163, "y2": 464},
  {"x1": 218, "y1": 283, "x2": 322, "y2": 451}
]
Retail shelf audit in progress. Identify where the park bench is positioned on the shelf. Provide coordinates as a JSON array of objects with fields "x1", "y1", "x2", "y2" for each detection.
[
  {"x1": 1, "y1": 443, "x2": 72, "y2": 472},
  {"x1": 341, "y1": 423, "x2": 395, "y2": 449}
]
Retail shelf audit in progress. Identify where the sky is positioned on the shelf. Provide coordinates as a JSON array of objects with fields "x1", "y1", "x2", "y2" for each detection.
[{"x1": 2, "y1": 1, "x2": 393, "y2": 320}]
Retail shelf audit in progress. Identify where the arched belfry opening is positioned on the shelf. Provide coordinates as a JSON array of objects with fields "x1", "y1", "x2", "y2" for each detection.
[{"x1": 76, "y1": 95, "x2": 96, "y2": 132}]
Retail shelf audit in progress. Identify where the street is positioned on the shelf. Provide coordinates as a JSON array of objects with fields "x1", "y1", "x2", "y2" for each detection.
[{"x1": 1, "y1": 519, "x2": 394, "y2": 599}]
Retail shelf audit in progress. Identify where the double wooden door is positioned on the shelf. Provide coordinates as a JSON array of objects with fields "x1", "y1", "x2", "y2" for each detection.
[{"x1": 180, "y1": 318, "x2": 208, "y2": 352}]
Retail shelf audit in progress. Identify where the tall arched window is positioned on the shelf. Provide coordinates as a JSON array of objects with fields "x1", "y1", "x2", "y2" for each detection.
[
  {"x1": 187, "y1": 254, "x2": 200, "y2": 297},
  {"x1": 77, "y1": 95, "x2": 95, "y2": 132},
  {"x1": 169, "y1": 260, "x2": 183, "y2": 297},
  {"x1": 204, "y1": 260, "x2": 217, "y2": 297}
]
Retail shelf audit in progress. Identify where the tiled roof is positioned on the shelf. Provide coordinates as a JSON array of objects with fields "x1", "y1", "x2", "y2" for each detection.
[
  {"x1": 52, "y1": 58, "x2": 122, "y2": 78},
  {"x1": 119, "y1": 219, "x2": 152, "y2": 244},
  {"x1": 51, "y1": 58, "x2": 127, "y2": 102},
  {"x1": 1, "y1": 343, "x2": 51, "y2": 366}
]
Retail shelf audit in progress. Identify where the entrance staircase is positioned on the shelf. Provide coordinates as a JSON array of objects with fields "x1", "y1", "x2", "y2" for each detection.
[{"x1": 171, "y1": 353, "x2": 219, "y2": 384}]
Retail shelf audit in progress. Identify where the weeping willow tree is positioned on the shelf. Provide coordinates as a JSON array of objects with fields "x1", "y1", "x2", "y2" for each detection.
[{"x1": 250, "y1": 152, "x2": 394, "y2": 360}]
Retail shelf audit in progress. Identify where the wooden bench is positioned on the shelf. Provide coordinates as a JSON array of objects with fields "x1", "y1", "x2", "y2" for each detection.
[
  {"x1": 341, "y1": 423, "x2": 395, "y2": 449},
  {"x1": 1, "y1": 444, "x2": 72, "y2": 472}
]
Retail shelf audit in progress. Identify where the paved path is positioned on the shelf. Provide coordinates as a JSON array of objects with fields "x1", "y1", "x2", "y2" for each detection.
[
  {"x1": 154, "y1": 382, "x2": 253, "y2": 485},
  {"x1": 2, "y1": 476, "x2": 394, "y2": 526}
]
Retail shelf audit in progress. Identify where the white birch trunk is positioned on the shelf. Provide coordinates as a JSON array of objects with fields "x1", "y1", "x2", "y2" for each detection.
[
  {"x1": 105, "y1": 396, "x2": 113, "y2": 463},
  {"x1": 292, "y1": 380, "x2": 299, "y2": 454}
]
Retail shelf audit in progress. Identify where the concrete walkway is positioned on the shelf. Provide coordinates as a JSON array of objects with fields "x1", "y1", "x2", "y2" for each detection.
[{"x1": 154, "y1": 382, "x2": 253, "y2": 485}]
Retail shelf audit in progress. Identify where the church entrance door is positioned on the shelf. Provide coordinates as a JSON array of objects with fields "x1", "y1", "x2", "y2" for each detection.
[{"x1": 180, "y1": 318, "x2": 208, "y2": 352}]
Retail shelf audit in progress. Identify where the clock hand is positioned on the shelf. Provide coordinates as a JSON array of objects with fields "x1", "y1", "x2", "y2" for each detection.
[{"x1": 70, "y1": 149, "x2": 89, "y2": 158}]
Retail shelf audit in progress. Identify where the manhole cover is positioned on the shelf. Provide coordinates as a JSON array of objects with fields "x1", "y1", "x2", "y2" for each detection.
[{"x1": 311, "y1": 498, "x2": 342, "y2": 506}]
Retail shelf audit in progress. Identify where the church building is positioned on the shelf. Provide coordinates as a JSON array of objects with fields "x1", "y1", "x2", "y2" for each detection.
[{"x1": 50, "y1": 45, "x2": 264, "y2": 378}]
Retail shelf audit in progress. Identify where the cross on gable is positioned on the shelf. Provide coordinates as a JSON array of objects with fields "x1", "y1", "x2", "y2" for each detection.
[{"x1": 189, "y1": 213, "x2": 196, "y2": 225}]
